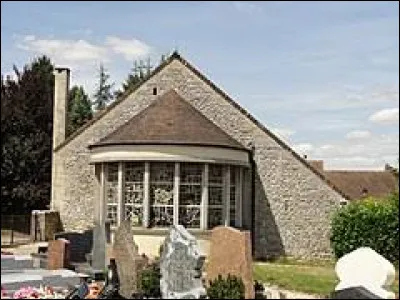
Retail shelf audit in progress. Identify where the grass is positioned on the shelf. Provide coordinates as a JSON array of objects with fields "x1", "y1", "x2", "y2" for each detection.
[{"x1": 253, "y1": 260, "x2": 399, "y2": 297}]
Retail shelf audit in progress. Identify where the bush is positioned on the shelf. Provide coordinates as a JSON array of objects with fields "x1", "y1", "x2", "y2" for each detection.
[
  {"x1": 138, "y1": 261, "x2": 161, "y2": 298},
  {"x1": 207, "y1": 274, "x2": 245, "y2": 299},
  {"x1": 330, "y1": 192, "x2": 399, "y2": 263}
]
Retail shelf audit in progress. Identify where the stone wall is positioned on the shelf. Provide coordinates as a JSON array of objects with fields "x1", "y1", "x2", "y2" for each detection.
[{"x1": 52, "y1": 57, "x2": 344, "y2": 258}]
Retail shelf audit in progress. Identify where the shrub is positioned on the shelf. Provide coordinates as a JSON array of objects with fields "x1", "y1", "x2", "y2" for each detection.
[
  {"x1": 138, "y1": 261, "x2": 161, "y2": 298},
  {"x1": 207, "y1": 274, "x2": 245, "y2": 299},
  {"x1": 330, "y1": 192, "x2": 399, "y2": 263}
]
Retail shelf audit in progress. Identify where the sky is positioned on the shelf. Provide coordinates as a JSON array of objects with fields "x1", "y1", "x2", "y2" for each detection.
[{"x1": 1, "y1": 1, "x2": 399, "y2": 170}]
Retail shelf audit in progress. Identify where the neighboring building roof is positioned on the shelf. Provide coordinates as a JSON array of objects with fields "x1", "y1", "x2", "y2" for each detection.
[
  {"x1": 324, "y1": 171, "x2": 398, "y2": 200},
  {"x1": 307, "y1": 160, "x2": 399, "y2": 200},
  {"x1": 54, "y1": 51, "x2": 351, "y2": 200},
  {"x1": 90, "y1": 89, "x2": 245, "y2": 150}
]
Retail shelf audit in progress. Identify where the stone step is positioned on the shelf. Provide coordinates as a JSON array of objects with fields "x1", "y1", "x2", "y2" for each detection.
[
  {"x1": 1, "y1": 254, "x2": 34, "y2": 270},
  {"x1": 1, "y1": 268, "x2": 82, "y2": 291}
]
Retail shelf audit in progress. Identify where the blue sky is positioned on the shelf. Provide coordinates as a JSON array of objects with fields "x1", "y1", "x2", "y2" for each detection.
[{"x1": 1, "y1": 1, "x2": 399, "y2": 169}]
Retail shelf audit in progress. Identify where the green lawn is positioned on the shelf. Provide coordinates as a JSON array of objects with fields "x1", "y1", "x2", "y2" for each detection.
[{"x1": 253, "y1": 261, "x2": 399, "y2": 297}]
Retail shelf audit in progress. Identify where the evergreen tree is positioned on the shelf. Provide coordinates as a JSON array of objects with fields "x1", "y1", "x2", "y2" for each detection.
[
  {"x1": 1, "y1": 56, "x2": 54, "y2": 213},
  {"x1": 114, "y1": 53, "x2": 170, "y2": 99},
  {"x1": 114, "y1": 59, "x2": 153, "y2": 98},
  {"x1": 67, "y1": 85, "x2": 93, "y2": 136},
  {"x1": 92, "y1": 64, "x2": 114, "y2": 111}
]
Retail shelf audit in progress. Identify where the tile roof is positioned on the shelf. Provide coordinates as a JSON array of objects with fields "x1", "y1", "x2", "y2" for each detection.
[
  {"x1": 90, "y1": 89, "x2": 245, "y2": 150},
  {"x1": 324, "y1": 170, "x2": 399, "y2": 200}
]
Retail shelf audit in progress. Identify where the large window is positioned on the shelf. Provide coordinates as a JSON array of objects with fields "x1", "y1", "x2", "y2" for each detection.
[
  {"x1": 150, "y1": 163, "x2": 174, "y2": 227},
  {"x1": 229, "y1": 166, "x2": 237, "y2": 227},
  {"x1": 102, "y1": 162, "x2": 243, "y2": 230},
  {"x1": 124, "y1": 162, "x2": 144, "y2": 226},
  {"x1": 208, "y1": 164, "x2": 224, "y2": 229},
  {"x1": 179, "y1": 163, "x2": 202, "y2": 228},
  {"x1": 105, "y1": 163, "x2": 119, "y2": 227}
]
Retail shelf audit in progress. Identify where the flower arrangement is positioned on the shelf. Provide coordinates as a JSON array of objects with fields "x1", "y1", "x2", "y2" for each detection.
[
  {"x1": 0, "y1": 283, "x2": 103, "y2": 299},
  {"x1": 0, "y1": 285, "x2": 66, "y2": 299}
]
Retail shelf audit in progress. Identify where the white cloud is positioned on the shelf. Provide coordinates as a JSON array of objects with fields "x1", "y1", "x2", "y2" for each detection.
[
  {"x1": 15, "y1": 34, "x2": 153, "y2": 65},
  {"x1": 13, "y1": 34, "x2": 154, "y2": 95},
  {"x1": 369, "y1": 108, "x2": 399, "y2": 124},
  {"x1": 270, "y1": 127, "x2": 295, "y2": 141},
  {"x1": 105, "y1": 36, "x2": 152, "y2": 61},
  {"x1": 345, "y1": 130, "x2": 371, "y2": 140},
  {"x1": 233, "y1": 1, "x2": 261, "y2": 13},
  {"x1": 296, "y1": 134, "x2": 399, "y2": 170},
  {"x1": 16, "y1": 35, "x2": 109, "y2": 64},
  {"x1": 293, "y1": 143, "x2": 314, "y2": 156}
]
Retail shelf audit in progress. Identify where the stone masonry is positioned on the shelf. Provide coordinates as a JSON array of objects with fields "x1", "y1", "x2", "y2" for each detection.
[{"x1": 51, "y1": 54, "x2": 345, "y2": 259}]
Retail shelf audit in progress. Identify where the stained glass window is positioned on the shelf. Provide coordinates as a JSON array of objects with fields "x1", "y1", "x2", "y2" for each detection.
[
  {"x1": 150, "y1": 162, "x2": 174, "y2": 227},
  {"x1": 179, "y1": 163, "x2": 202, "y2": 228},
  {"x1": 230, "y1": 166, "x2": 237, "y2": 227},
  {"x1": 105, "y1": 163, "x2": 119, "y2": 227},
  {"x1": 124, "y1": 162, "x2": 144, "y2": 226},
  {"x1": 103, "y1": 162, "x2": 242, "y2": 230},
  {"x1": 208, "y1": 164, "x2": 224, "y2": 229}
]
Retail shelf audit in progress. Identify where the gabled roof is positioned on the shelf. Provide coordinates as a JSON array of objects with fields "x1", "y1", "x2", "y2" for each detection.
[
  {"x1": 324, "y1": 170, "x2": 399, "y2": 200},
  {"x1": 55, "y1": 51, "x2": 351, "y2": 200},
  {"x1": 89, "y1": 89, "x2": 245, "y2": 150}
]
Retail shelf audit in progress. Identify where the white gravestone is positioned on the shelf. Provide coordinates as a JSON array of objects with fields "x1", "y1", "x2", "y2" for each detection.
[
  {"x1": 160, "y1": 225, "x2": 206, "y2": 299},
  {"x1": 335, "y1": 247, "x2": 396, "y2": 299}
]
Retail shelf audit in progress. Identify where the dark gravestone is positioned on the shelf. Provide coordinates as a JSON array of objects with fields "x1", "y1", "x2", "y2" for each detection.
[
  {"x1": 331, "y1": 286, "x2": 383, "y2": 299},
  {"x1": 113, "y1": 220, "x2": 148, "y2": 298},
  {"x1": 160, "y1": 225, "x2": 206, "y2": 299},
  {"x1": 54, "y1": 230, "x2": 93, "y2": 263}
]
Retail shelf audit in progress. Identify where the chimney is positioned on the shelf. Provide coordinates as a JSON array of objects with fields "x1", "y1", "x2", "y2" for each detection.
[{"x1": 53, "y1": 68, "x2": 70, "y2": 149}]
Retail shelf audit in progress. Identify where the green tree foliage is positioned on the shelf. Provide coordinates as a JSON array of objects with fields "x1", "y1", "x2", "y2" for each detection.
[
  {"x1": 330, "y1": 192, "x2": 399, "y2": 263},
  {"x1": 92, "y1": 64, "x2": 114, "y2": 111},
  {"x1": 114, "y1": 58, "x2": 153, "y2": 99},
  {"x1": 114, "y1": 53, "x2": 170, "y2": 99},
  {"x1": 67, "y1": 85, "x2": 93, "y2": 136},
  {"x1": 207, "y1": 274, "x2": 245, "y2": 299},
  {"x1": 1, "y1": 56, "x2": 54, "y2": 213}
]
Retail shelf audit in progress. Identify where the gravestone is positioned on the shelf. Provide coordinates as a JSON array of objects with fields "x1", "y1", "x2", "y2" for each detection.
[
  {"x1": 206, "y1": 226, "x2": 254, "y2": 299},
  {"x1": 91, "y1": 222, "x2": 106, "y2": 272},
  {"x1": 47, "y1": 238, "x2": 70, "y2": 270},
  {"x1": 113, "y1": 220, "x2": 148, "y2": 298},
  {"x1": 332, "y1": 247, "x2": 396, "y2": 299},
  {"x1": 160, "y1": 225, "x2": 206, "y2": 299},
  {"x1": 331, "y1": 286, "x2": 385, "y2": 299}
]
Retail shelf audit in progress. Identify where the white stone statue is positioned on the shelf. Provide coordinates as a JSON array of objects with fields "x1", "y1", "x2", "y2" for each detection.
[{"x1": 335, "y1": 247, "x2": 396, "y2": 299}]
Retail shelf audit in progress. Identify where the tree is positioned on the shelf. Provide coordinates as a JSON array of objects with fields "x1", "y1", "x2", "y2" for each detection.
[
  {"x1": 114, "y1": 53, "x2": 170, "y2": 98},
  {"x1": 114, "y1": 58, "x2": 153, "y2": 98},
  {"x1": 1, "y1": 56, "x2": 54, "y2": 214},
  {"x1": 67, "y1": 85, "x2": 93, "y2": 136},
  {"x1": 92, "y1": 64, "x2": 114, "y2": 111}
]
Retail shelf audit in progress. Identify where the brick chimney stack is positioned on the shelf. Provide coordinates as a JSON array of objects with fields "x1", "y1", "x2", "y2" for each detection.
[{"x1": 53, "y1": 68, "x2": 70, "y2": 149}]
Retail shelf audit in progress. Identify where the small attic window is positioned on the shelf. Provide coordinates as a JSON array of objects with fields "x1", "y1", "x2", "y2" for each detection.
[{"x1": 153, "y1": 87, "x2": 157, "y2": 95}]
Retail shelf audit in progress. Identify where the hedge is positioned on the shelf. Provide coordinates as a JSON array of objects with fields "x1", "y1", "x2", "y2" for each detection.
[{"x1": 330, "y1": 192, "x2": 399, "y2": 263}]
